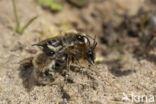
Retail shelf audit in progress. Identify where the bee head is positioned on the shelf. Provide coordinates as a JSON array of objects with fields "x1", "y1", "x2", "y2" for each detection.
[{"x1": 86, "y1": 35, "x2": 97, "y2": 64}]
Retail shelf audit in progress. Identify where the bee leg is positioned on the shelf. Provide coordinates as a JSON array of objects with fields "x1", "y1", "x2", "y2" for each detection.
[
  {"x1": 68, "y1": 54, "x2": 80, "y2": 69},
  {"x1": 70, "y1": 54, "x2": 87, "y2": 77},
  {"x1": 73, "y1": 55, "x2": 79, "y2": 64},
  {"x1": 64, "y1": 54, "x2": 70, "y2": 83},
  {"x1": 67, "y1": 56, "x2": 70, "y2": 76},
  {"x1": 70, "y1": 54, "x2": 79, "y2": 64}
]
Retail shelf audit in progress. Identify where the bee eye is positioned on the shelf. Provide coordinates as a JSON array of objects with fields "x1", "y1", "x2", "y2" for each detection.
[
  {"x1": 88, "y1": 50, "x2": 92, "y2": 55},
  {"x1": 76, "y1": 35, "x2": 84, "y2": 42},
  {"x1": 44, "y1": 49, "x2": 55, "y2": 56},
  {"x1": 48, "y1": 51, "x2": 55, "y2": 56},
  {"x1": 86, "y1": 49, "x2": 95, "y2": 64}
]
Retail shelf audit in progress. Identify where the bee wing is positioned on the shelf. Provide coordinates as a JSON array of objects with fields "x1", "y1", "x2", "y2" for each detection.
[
  {"x1": 33, "y1": 37, "x2": 64, "y2": 52},
  {"x1": 33, "y1": 37, "x2": 61, "y2": 47}
]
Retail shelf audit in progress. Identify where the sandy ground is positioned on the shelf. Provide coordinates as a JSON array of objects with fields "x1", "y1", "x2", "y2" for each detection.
[{"x1": 0, "y1": 0, "x2": 155, "y2": 104}]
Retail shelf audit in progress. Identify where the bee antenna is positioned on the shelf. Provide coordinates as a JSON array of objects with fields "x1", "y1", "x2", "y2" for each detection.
[
  {"x1": 92, "y1": 35, "x2": 97, "y2": 50},
  {"x1": 86, "y1": 34, "x2": 93, "y2": 39}
]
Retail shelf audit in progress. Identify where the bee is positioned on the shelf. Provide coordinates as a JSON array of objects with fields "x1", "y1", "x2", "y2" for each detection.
[
  {"x1": 33, "y1": 31, "x2": 89, "y2": 57},
  {"x1": 32, "y1": 35, "x2": 97, "y2": 86},
  {"x1": 32, "y1": 52, "x2": 68, "y2": 85},
  {"x1": 74, "y1": 35, "x2": 97, "y2": 65},
  {"x1": 64, "y1": 35, "x2": 97, "y2": 66},
  {"x1": 32, "y1": 52, "x2": 68, "y2": 73},
  {"x1": 33, "y1": 31, "x2": 97, "y2": 67},
  {"x1": 20, "y1": 31, "x2": 97, "y2": 91},
  {"x1": 19, "y1": 51, "x2": 68, "y2": 91}
]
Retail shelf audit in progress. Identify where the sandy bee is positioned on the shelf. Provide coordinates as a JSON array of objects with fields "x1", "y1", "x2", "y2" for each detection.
[
  {"x1": 70, "y1": 35, "x2": 97, "y2": 65},
  {"x1": 32, "y1": 37, "x2": 97, "y2": 86},
  {"x1": 33, "y1": 31, "x2": 97, "y2": 66},
  {"x1": 20, "y1": 51, "x2": 68, "y2": 90},
  {"x1": 33, "y1": 31, "x2": 89, "y2": 57},
  {"x1": 32, "y1": 52, "x2": 68, "y2": 73},
  {"x1": 61, "y1": 35, "x2": 97, "y2": 67},
  {"x1": 20, "y1": 31, "x2": 97, "y2": 90},
  {"x1": 32, "y1": 52, "x2": 68, "y2": 85}
]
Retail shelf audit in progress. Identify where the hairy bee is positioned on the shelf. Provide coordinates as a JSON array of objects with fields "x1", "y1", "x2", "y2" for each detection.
[
  {"x1": 33, "y1": 31, "x2": 89, "y2": 57},
  {"x1": 33, "y1": 52, "x2": 67, "y2": 73},
  {"x1": 33, "y1": 31, "x2": 97, "y2": 65},
  {"x1": 32, "y1": 52, "x2": 68, "y2": 85},
  {"x1": 73, "y1": 35, "x2": 97, "y2": 65},
  {"x1": 32, "y1": 35, "x2": 97, "y2": 86},
  {"x1": 20, "y1": 32, "x2": 97, "y2": 91},
  {"x1": 65, "y1": 35, "x2": 97, "y2": 70},
  {"x1": 20, "y1": 51, "x2": 68, "y2": 91}
]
